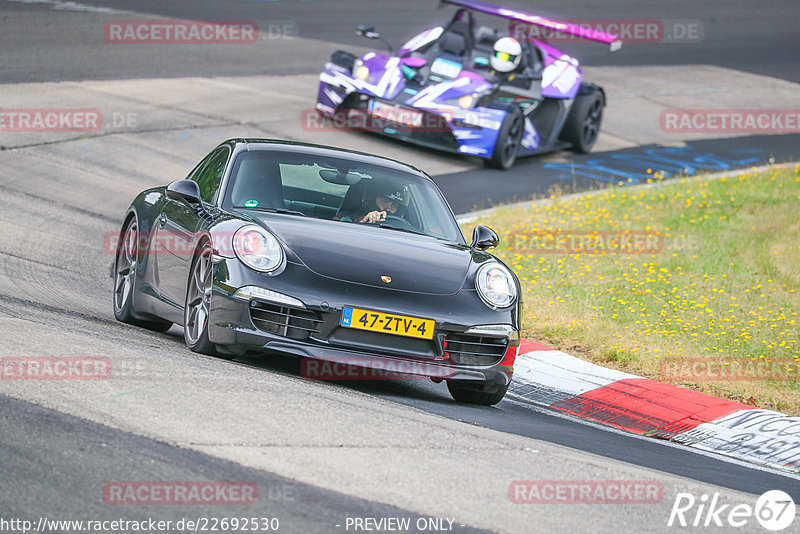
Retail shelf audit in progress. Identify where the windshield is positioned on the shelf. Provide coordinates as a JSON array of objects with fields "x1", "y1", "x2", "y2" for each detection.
[{"x1": 222, "y1": 149, "x2": 464, "y2": 243}]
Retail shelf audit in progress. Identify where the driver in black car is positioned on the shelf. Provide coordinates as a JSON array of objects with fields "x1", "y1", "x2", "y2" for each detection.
[{"x1": 342, "y1": 182, "x2": 409, "y2": 224}]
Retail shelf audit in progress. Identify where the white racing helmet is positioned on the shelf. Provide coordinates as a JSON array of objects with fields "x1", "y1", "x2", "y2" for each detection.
[{"x1": 490, "y1": 36, "x2": 522, "y2": 73}]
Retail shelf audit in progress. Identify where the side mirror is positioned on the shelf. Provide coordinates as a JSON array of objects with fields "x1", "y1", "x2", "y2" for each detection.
[
  {"x1": 356, "y1": 24, "x2": 377, "y2": 38},
  {"x1": 355, "y1": 24, "x2": 393, "y2": 52},
  {"x1": 166, "y1": 179, "x2": 203, "y2": 206},
  {"x1": 471, "y1": 225, "x2": 499, "y2": 251}
]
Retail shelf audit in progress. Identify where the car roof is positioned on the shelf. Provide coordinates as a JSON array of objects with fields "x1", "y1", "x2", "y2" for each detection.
[{"x1": 221, "y1": 138, "x2": 430, "y2": 180}]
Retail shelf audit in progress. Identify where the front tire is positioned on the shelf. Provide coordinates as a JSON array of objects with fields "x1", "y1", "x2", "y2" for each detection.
[
  {"x1": 484, "y1": 106, "x2": 524, "y2": 170},
  {"x1": 183, "y1": 240, "x2": 217, "y2": 356},
  {"x1": 113, "y1": 216, "x2": 173, "y2": 332},
  {"x1": 447, "y1": 380, "x2": 509, "y2": 406},
  {"x1": 561, "y1": 86, "x2": 604, "y2": 153}
]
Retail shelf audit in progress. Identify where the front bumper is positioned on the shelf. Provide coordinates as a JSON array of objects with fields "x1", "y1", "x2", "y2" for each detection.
[{"x1": 208, "y1": 257, "x2": 519, "y2": 386}]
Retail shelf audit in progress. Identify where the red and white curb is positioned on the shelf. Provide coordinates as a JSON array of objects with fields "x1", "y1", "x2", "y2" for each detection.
[{"x1": 511, "y1": 340, "x2": 800, "y2": 473}]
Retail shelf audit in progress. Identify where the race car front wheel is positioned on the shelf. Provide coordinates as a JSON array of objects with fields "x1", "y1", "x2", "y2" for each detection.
[
  {"x1": 561, "y1": 85, "x2": 604, "y2": 153},
  {"x1": 184, "y1": 240, "x2": 217, "y2": 356},
  {"x1": 484, "y1": 107, "x2": 524, "y2": 170},
  {"x1": 447, "y1": 380, "x2": 508, "y2": 406}
]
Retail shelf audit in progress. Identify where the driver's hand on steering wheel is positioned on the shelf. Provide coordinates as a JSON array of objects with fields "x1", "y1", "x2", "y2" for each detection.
[{"x1": 360, "y1": 210, "x2": 387, "y2": 224}]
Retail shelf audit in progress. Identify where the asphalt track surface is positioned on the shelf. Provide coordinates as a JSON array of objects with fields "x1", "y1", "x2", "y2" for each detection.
[
  {"x1": 1, "y1": 395, "x2": 487, "y2": 534},
  {"x1": 3, "y1": 0, "x2": 799, "y2": 83},
  {"x1": 437, "y1": 133, "x2": 800, "y2": 213},
  {"x1": 1, "y1": 1, "x2": 800, "y2": 533}
]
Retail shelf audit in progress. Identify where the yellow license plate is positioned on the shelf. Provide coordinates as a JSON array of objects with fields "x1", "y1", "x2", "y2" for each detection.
[{"x1": 340, "y1": 306, "x2": 434, "y2": 340}]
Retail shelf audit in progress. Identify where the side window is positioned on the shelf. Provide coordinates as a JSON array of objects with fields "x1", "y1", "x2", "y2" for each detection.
[{"x1": 190, "y1": 147, "x2": 229, "y2": 203}]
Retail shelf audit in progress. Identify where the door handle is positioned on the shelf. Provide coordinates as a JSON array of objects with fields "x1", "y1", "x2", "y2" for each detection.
[{"x1": 158, "y1": 213, "x2": 167, "y2": 228}]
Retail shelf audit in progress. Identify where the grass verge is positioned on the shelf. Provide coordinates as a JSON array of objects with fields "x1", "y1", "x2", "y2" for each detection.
[{"x1": 465, "y1": 164, "x2": 800, "y2": 415}]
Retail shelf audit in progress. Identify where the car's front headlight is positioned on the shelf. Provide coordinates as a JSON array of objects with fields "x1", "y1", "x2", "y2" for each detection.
[
  {"x1": 475, "y1": 262, "x2": 517, "y2": 309},
  {"x1": 353, "y1": 59, "x2": 371, "y2": 81},
  {"x1": 233, "y1": 225, "x2": 283, "y2": 273},
  {"x1": 446, "y1": 90, "x2": 492, "y2": 112},
  {"x1": 457, "y1": 94, "x2": 475, "y2": 109}
]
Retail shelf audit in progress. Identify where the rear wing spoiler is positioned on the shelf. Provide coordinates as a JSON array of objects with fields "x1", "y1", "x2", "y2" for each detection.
[{"x1": 439, "y1": 0, "x2": 622, "y2": 52}]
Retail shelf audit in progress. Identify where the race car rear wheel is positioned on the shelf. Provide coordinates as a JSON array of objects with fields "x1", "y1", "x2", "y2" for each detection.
[
  {"x1": 561, "y1": 86, "x2": 604, "y2": 153},
  {"x1": 113, "y1": 215, "x2": 173, "y2": 332},
  {"x1": 184, "y1": 240, "x2": 217, "y2": 356},
  {"x1": 484, "y1": 107, "x2": 524, "y2": 170},
  {"x1": 447, "y1": 380, "x2": 509, "y2": 406}
]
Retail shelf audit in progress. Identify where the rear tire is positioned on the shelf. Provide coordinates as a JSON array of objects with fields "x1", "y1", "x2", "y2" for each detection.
[
  {"x1": 447, "y1": 380, "x2": 509, "y2": 406},
  {"x1": 183, "y1": 240, "x2": 217, "y2": 356},
  {"x1": 561, "y1": 86, "x2": 604, "y2": 153},
  {"x1": 113, "y1": 216, "x2": 173, "y2": 333},
  {"x1": 484, "y1": 106, "x2": 524, "y2": 170}
]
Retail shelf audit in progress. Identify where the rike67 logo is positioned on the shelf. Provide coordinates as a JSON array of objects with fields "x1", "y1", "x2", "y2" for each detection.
[{"x1": 668, "y1": 490, "x2": 796, "y2": 531}]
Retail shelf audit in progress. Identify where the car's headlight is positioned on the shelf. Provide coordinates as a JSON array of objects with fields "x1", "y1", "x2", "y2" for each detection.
[
  {"x1": 457, "y1": 94, "x2": 475, "y2": 109},
  {"x1": 354, "y1": 60, "x2": 370, "y2": 81},
  {"x1": 233, "y1": 225, "x2": 283, "y2": 273},
  {"x1": 446, "y1": 92, "x2": 489, "y2": 111},
  {"x1": 475, "y1": 262, "x2": 517, "y2": 309}
]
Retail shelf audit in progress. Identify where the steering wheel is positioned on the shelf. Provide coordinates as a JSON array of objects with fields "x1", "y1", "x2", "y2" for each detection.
[{"x1": 370, "y1": 214, "x2": 416, "y2": 231}]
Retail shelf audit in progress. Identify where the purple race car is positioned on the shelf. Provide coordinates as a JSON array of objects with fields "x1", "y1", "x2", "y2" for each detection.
[{"x1": 315, "y1": 0, "x2": 621, "y2": 169}]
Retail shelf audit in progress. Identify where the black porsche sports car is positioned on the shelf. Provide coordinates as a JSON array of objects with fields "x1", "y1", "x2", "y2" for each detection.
[{"x1": 113, "y1": 139, "x2": 520, "y2": 404}]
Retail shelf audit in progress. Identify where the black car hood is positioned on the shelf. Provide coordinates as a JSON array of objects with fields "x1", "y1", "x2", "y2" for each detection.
[{"x1": 253, "y1": 215, "x2": 473, "y2": 295}]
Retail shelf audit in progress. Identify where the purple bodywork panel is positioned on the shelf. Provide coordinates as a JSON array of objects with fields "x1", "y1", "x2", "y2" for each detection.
[
  {"x1": 359, "y1": 53, "x2": 405, "y2": 100},
  {"x1": 537, "y1": 42, "x2": 582, "y2": 99},
  {"x1": 456, "y1": 70, "x2": 488, "y2": 83},
  {"x1": 401, "y1": 57, "x2": 427, "y2": 68}
]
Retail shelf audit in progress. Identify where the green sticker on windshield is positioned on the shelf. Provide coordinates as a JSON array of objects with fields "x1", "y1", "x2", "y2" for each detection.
[{"x1": 244, "y1": 200, "x2": 258, "y2": 207}]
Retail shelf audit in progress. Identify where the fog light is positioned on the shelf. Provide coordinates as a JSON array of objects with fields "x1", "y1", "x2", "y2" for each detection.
[
  {"x1": 233, "y1": 286, "x2": 305, "y2": 308},
  {"x1": 465, "y1": 324, "x2": 519, "y2": 346}
]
